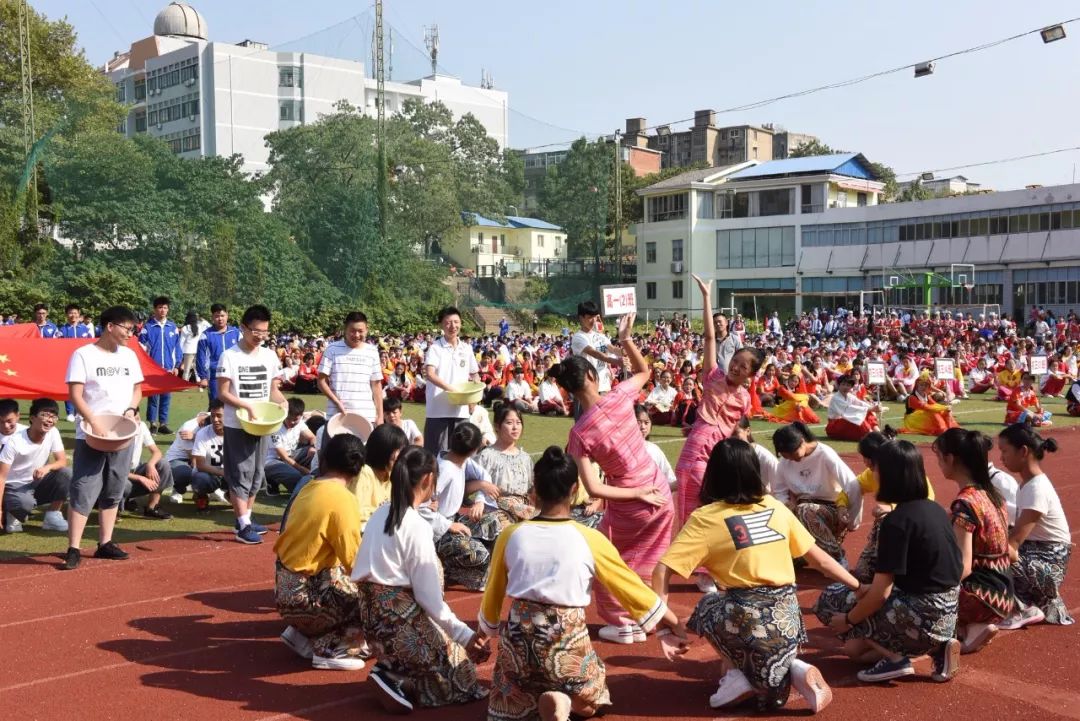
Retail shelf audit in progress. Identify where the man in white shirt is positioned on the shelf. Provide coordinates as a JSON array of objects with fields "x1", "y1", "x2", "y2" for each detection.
[
  {"x1": 505, "y1": 366, "x2": 538, "y2": 414},
  {"x1": 317, "y1": 311, "x2": 384, "y2": 426},
  {"x1": 216, "y1": 304, "x2": 286, "y2": 545},
  {"x1": 163, "y1": 410, "x2": 211, "y2": 499},
  {"x1": 570, "y1": 301, "x2": 622, "y2": 417},
  {"x1": 264, "y1": 397, "x2": 316, "y2": 495},
  {"x1": 122, "y1": 409, "x2": 174, "y2": 520},
  {"x1": 0, "y1": 398, "x2": 70, "y2": 534},
  {"x1": 191, "y1": 403, "x2": 228, "y2": 510},
  {"x1": 64, "y1": 305, "x2": 144, "y2": 570},
  {"x1": 712, "y1": 311, "x2": 741, "y2": 373},
  {"x1": 423, "y1": 306, "x2": 480, "y2": 453},
  {"x1": 0, "y1": 398, "x2": 27, "y2": 455}
]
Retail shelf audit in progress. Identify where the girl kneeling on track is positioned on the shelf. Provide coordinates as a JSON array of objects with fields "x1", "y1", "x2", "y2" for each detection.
[
  {"x1": 352, "y1": 445, "x2": 489, "y2": 714},
  {"x1": 654, "y1": 438, "x2": 859, "y2": 714},
  {"x1": 996, "y1": 424, "x2": 1074, "y2": 628},
  {"x1": 815, "y1": 440, "x2": 963, "y2": 685},
  {"x1": 932, "y1": 428, "x2": 1017, "y2": 654},
  {"x1": 772, "y1": 422, "x2": 863, "y2": 566},
  {"x1": 274, "y1": 433, "x2": 368, "y2": 671},
  {"x1": 480, "y1": 446, "x2": 687, "y2": 721}
]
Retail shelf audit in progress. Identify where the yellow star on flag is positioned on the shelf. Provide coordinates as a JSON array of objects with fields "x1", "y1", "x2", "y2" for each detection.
[
  {"x1": 4, "y1": 369, "x2": 16, "y2": 376},
  {"x1": 0, "y1": 354, "x2": 8, "y2": 363}
]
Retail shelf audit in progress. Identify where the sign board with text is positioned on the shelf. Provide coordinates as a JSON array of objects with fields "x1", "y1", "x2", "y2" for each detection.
[
  {"x1": 1030, "y1": 355, "x2": 1048, "y2": 376},
  {"x1": 600, "y1": 285, "x2": 637, "y2": 317},
  {"x1": 935, "y1": 358, "x2": 955, "y2": 382},
  {"x1": 866, "y1": 361, "x2": 887, "y2": 386}
]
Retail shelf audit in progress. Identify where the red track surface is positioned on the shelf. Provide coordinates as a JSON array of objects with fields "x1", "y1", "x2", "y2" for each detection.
[{"x1": 4, "y1": 436, "x2": 1080, "y2": 721}]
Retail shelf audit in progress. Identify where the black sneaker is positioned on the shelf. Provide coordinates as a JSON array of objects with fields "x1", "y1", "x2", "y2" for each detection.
[
  {"x1": 143, "y1": 506, "x2": 173, "y2": 520},
  {"x1": 149, "y1": 423, "x2": 159, "y2": 434},
  {"x1": 124, "y1": 498, "x2": 139, "y2": 513},
  {"x1": 369, "y1": 665, "x2": 413, "y2": 714},
  {"x1": 94, "y1": 541, "x2": 130, "y2": 560},
  {"x1": 931, "y1": 638, "x2": 960, "y2": 682},
  {"x1": 157, "y1": 425, "x2": 173, "y2": 436},
  {"x1": 61, "y1": 546, "x2": 81, "y2": 571}
]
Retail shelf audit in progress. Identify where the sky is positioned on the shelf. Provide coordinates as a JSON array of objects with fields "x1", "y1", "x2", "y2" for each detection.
[{"x1": 35, "y1": 0, "x2": 1080, "y2": 191}]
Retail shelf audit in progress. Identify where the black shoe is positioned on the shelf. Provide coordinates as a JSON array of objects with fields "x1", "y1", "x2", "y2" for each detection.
[
  {"x1": 143, "y1": 506, "x2": 173, "y2": 520},
  {"x1": 124, "y1": 498, "x2": 139, "y2": 513},
  {"x1": 94, "y1": 541, "x2": 130, "y2": 560},
  {"x1": 156, "y1": 425, "x2": 173, "y2": 436},
  {"x1": 369, "y1": 666, "x2": 413, "y2": 714},
  {"x1": 61, "y1": 547, "x2": 81, "y2": 570},
  {"x1": 149, "y1": 423, "x2": 159, "y2": 434}
]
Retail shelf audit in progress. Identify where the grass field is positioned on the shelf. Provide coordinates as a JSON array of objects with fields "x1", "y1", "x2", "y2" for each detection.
[{"x1": 3, "y1": 387, "x2": 1077, "y2": 559}]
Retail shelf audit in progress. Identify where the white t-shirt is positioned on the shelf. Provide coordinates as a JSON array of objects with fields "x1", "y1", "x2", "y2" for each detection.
[
  {"x1": 399, "y1": 418, "x2": 422, "y2": 443},
  {"x1": 179, "y1": 320, "x2": 210, "y2": 355},
  {"x1": 774, "y1": 442, "x2": 862, "y2": 529},
  {"x1": 754, "y1": 443, "x2": 779, "y2": 493},
  {"x1": 164, "y1": 417, "x2": 204, "y2": 464},
  {"x1": 644, "y1": 440, "x2": 676, "y2": 490},
  {"x1": 0, "y1": 427, "x2": 63, "y2": 489},
  {"x1": 318, "y1": 339, "x2": 382, "y2": 422},
  {"x1": 191, "y1": 425, "x2": 225, "y2": 469},
  {"x1": 0, "y1": 424, "x2": 28, "y2": 456},
  {"x1": 1016, "y1": 473, "x2": 1071, "y2": 544},
  {"x1": 571, "y1": 329, "x2": 613, "y2": 393},
  {"x1": 216, "y1": 344, "x2": 281, "y2": 429},
  {"x1": 266, "y1": 421, "x2": 305, "y2": 463},
  {"x1": 506, "y1": 379, "x2": 533, "y2": 402},
  {"x1": 987, "y1": 463, "x2": 1019, "y2": 525},
  {"x1": 65, "y1": 343, "x2": 144, "y2": 440},
  {"x1": 424, "y1": 337, "x2": 479, "y2": 419},
  {"x1": 130, "y1": 421, "x2": 158, "y2": 471}
]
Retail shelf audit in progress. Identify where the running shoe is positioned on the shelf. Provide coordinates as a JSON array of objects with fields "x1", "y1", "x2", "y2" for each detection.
[{"x1": 856, "y1": 656, "x2": 914, "y2": 682}]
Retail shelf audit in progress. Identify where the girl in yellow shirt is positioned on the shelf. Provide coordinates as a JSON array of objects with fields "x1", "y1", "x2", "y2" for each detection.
[{"x1": 353, "y1": 424, "x2": 410, "y2": 531}]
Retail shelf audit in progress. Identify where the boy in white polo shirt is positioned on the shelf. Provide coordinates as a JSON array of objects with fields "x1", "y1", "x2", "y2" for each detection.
[
  {"x1": 63, "y1": 305, "x2": 144, "y2": 570},
  {"x1": 216, "y1": 305, "x2": 285, "y2": 545},
  {"x1": 423, "y1": 306, "x2": 480, "y2": 453},
  {"x1": 317, "y1": 310, "x2": 384, "y2": 426},
  {"x1": 0, "y1": 398, "x2": 70, "y2": 534}
]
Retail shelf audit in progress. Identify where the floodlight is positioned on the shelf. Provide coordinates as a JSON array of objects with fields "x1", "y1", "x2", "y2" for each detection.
[
  {"x1": 914, "y1": 62, "x2": 935, "y2": 78},
  {"x1": 1041, "y1": 25, "x2": 1066, "y2": 43}
]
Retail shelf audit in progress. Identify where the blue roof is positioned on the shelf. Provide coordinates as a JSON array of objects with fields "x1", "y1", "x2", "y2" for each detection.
[
  {"x1": 462, "y1": 212, "x2": 563, "y2": 231},
  {"x1": 727, "y1": 153, "x2": 878, "y2": 181},
  {"x1": 507, "y1": 215, "x2": 563, "y2": 230}
]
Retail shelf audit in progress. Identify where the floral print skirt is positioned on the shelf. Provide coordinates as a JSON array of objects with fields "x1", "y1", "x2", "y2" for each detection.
[
  {"x1": 487, "y1": 600, "x2": 609, "y2": 721},
  {"x1": 1012, "y1": 540, "x2": 1074, "y2": 625},
  {"x1": 687, "y1": 585, "x2": 806, "y2": 694},
  {"x1": 815, "y1": 583, "x2": 959, "y2": 657},
  {"x1": 273, "y1": 561, "x2": 362, "y2": 657},
  {"x1": 794, "y1": 498, "x2": 850, "y2": 564},
  {"x1": 357, "y1": 581, "x2": 487, "y2": 708}
]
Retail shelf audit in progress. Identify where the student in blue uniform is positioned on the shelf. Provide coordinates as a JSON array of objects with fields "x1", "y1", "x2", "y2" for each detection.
[
  {"x1": 59, "y1": 303, "x2": 95, "y2": 421},
  {"x1": 196, "y1": 303, "x2": 241, "y2": 406},
  {"x1": 139, "y1": 296, "x2": 182, "y2": 434}
]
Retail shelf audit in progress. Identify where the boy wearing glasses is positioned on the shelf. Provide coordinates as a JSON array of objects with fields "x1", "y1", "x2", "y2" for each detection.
[
  {"x1": 63, "y1": 305, "x2": 144, "y2": 570},
  {"x1": 216, "y1": 305, "x2": 285, "y2": 545},
  {"x1": 0, "y1": 398, "x2": 71, "y2": 534}
]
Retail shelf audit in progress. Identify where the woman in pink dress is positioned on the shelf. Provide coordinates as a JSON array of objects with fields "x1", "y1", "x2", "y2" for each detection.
[
  {"x1": 550, "y1": 313, "x2": 671, "y2": 645},
  {"x1": 674, "y1": 275, "x2": 760, "y2": 593}
]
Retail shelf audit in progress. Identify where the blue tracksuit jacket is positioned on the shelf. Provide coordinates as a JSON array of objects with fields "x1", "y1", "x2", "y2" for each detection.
[{"x1": 140, "y1": 318, "x2": 182, "y2": 371}]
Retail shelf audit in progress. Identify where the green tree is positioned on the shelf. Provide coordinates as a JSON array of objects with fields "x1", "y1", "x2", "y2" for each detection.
[
  {"x1": 538, "y1": 138, "x2": 612, "y2": 259},
  {"x1": 896, "y1": 179, "x2": 935, "y2": 203}
]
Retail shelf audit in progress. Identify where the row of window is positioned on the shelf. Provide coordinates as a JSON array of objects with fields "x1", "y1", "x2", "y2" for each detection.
[
  {"x1": 644, "y1": 281, "x2": 685, "y2": 300},
  {"x1": 147, "y1": 96, "x2": 200, "y2": 126},
  {"x1": 716, "y1": 226, "x2": 796, "y2": 269},
  {"x1": 162, "y1": 129, "x2": 201, "y2": 154},
  {"x1": 647, "y1": 193, "x2": 688, "y2": 222},
  {"x1": 148, "y1": 59, "x2": 199, "y2": 93},
  {"x1": 802, "y1": 203, "x2": 1080, "y2": 248}
]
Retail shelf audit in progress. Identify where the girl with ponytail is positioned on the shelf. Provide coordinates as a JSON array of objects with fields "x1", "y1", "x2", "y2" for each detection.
[{"x1": 351, "y1": 446, "x2": 489, "y2": 713}]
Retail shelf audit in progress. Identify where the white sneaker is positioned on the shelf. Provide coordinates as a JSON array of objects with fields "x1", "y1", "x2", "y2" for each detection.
[
  {"x1": 709, "y1": 669, "x2": 755, "y2": 708},
  {"x1": 168, "y1": 492, "x2": 184, "y2": 504},
  {"x1": 4, "y1": 518, "x2": 23, "y2": 533},
  {"x1": 280, "y1": 626, "x2": 314, "y2": 660},
  {"x1": 42, "y1": 510, "x2": 69, "y2": 532},
  {"x1": 695, "y1": 574, "x2": 719, "y2": 594},
  {"x1": 538, "y1": 691, "x2": 572, "y2": 721},
  {"x1": 960, "y1": 622, "x2": 999, "y2": 654},
  {"x1": 66, "y1": 414, "x2": 76, "y2": 423},
  {"x1": 790, "y1": 659, "x2": 832, "y2": 713},
  {"x1": 999, "y1": 605, "x2": 1045, "y2": 630},
  {"x1": 312, "y1": 650, "x2": 365, "y2": 671},
  {"x1": 211, "y1": 488, "x2": 228, "y2": 504},
  {"x1": 597, "y1": 625, "x2": 638, "y2": 644}
]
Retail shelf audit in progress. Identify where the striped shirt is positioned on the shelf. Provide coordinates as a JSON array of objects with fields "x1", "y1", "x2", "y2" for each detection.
[{"x1": 318, "y1": 339, "x2": 382, "y2": 422}]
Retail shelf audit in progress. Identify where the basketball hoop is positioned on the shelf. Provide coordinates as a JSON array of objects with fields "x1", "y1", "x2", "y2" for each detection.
[{"x1": 963, "y1": 283, "x2": 975, "y2": 291}]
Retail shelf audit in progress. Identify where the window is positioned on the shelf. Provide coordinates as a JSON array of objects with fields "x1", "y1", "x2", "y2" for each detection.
[
  {"x1": 134, "y1": 111, "x2": 147, "y2": 133},
  {"x1": 645, "y1": 242, "x2": 656, "y2": 263},
  {"x1": 279, "y1": 66, "x2": 302, "y2": 88},
  {"x1": 671, "y1": 238, "x2": 684, "y2": 263},
  {"x1": 857, "y1": 192, "x2": 867, "y2": 207},
  {"x1": 758, "y1": 188, "x2": 793, "y2": 216},
  {"x1": 538, "y1": 234, "x2": 544, "y2": 247},
  {"x1": 672, "y1": 280, "x2": 684, "y2": 299},
  {"x1": 801, "y1": 183, "x2": 825, "y2": 213},
  {"x1": 648, "y1": 193, "x2": 688, "y2": 222},
  {"x1": 116, "y1": 84, "x2": 126, "y2": 103},
  {"x1": 501, "y1": 235, "x2": 506, "y2": 249},
  {"x1": 716, "y1": 226, "x2": 795, "y2": 269},
  {"x1": 279, "y1": 100, "x2": 303, "y2": 122},
  {"x1": 729, "y1": 129, "x2": 739, "y2": 139},
  {"x1": 134, "y1": 79, "x2": 146, "y2": 101},
  {"x1": 835, "y1": 191, "x2": 848, "y2": 208},
  {"x1": 696, "y1": 191, "x2": 714, "y2": 219},
  {"x1": 646, "y1": 282, "x2": 657, "y2": 300}
]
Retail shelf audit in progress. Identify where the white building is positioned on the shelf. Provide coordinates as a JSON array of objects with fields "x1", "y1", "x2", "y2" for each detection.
[
  {"x1": 636, "y1": 152, "x2": 1080, "y2": 320},
  {"x1": 105, "y1": 2, "x2": 510, "y2": 175},
  {"x1": 897, "y1": 175, "x2": 985, "y2": 196}
]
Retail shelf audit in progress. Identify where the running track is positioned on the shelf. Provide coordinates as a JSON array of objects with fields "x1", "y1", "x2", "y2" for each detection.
[{"x1": 3, "y1": 434, "x2": 1079, "y2": 721}]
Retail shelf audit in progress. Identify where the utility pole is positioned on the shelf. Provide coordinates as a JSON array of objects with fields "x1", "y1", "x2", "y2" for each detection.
[
  {"x1": 375, "y1": 0, "x2": 387, "y2": 245},
  {"x1": 17, "y1": 0, "x2": 38, "y2": 239},
  {"x1": 614, "y1": 130, "x2": 622, "y2": 283}
]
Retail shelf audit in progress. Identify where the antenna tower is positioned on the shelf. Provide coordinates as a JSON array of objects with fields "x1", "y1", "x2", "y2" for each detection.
[
  {"x1": 423, "y1": 24, "x2": 439, "y2": 75},
  {"x1": 375, "y1": 0, "x2": 387, "y2": 244},
  {"x1": 17, "y1": 0, "x2": 38, "y2": 237}
]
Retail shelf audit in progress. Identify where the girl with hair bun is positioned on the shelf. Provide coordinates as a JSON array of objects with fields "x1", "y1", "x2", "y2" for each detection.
[
  {"x1": 996, "y1": 423, "x2": 1073, "y2": 628},
  {"x1": 549, "y1": 312, "x2": 673, "y2": 645},
  {"x1": 480, "y1": 446, "x2": 687, "y2": 721},
  {"x1": 933, "y1": 428, "x2": 1017, "y2": 653}
]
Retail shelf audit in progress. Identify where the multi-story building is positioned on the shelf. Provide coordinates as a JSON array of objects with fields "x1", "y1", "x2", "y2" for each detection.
[
  {"x1": 105, "y1": 2, "x2": 510, "y2": 175},
  {"x1": 771, "y1": 130, "x2": 820, "y2": 159},
  {"x1": 897, "y1": 175, "x2": 986, "y2": 196},
  {"x1": 441, "y1": 213, "x2": 566, "y2": 277},
  {"x1": 518, "y1": 141, "x2": 661, "y2": 212},
  {"x1": 637, "y1": 152, "x2": 1080, "y2": 320}
]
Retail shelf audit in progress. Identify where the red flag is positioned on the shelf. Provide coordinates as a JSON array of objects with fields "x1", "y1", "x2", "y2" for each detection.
[
  {"x1": 0, "y1": 323, "x2": 43, "y2": 339},
  {"x1": 0, "y1": 334, "x2": 195, "y2": 400}
]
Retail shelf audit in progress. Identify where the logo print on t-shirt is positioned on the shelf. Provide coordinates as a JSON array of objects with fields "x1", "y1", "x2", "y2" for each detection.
[
  {"x1": 238, "y1": 365, "x2": 268, "y2": 399},
  {"x1": 725, "y1": 509, "x2": 785, "y2": 550}
]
